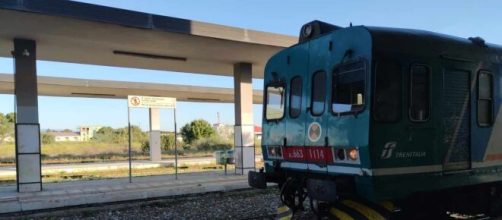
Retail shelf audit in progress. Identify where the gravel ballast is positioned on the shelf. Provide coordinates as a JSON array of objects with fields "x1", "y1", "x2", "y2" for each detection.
[{"x1": 4, "y1": 188, "x2": 316, "y2": 220}]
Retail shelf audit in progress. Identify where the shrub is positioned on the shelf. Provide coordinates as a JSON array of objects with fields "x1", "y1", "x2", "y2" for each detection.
[
  {"x1": 41, "y1": 133, "x2": 55, "y2": 144},
  {"x1": 192, "y1": 135, "x2": 232, "y2": 152},
  {"x1": 180, "y1": 119, "x2": 215, "y2": 144},
  {"x1": 141, "y1": 140, "x2": 150, "y2": 154}
]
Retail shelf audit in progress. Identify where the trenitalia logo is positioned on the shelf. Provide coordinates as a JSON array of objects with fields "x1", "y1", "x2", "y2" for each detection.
[{"x1": 381, "y1": 142, "x2": 397, "y2": 159}]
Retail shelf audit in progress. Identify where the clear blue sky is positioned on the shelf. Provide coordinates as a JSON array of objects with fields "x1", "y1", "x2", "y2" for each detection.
[{"x1": 1, "y1": 0, "x2": 501, "y2": 131}]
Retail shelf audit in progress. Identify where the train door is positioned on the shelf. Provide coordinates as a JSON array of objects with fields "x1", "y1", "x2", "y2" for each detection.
[
  {"x1": 284, "y1": 44, "x2": 309, "y2": 170},
  {"x1": 263, "y1": 52, "x2": 288, "y2": 161},
  {"x1": 441, "y1": 60, "x2": 473, "y2": 171},
  {"x1": 303, "y1": 36, "x2": 332, "y2": 173}
]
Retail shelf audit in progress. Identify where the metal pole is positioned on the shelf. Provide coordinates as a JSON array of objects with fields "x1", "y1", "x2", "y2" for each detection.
[
  {"x1": 174, "y1": 108, "x2": 178, "y2": 180},
  {"x1": 128, "y1": 107, "x2": 132, "y2": 183}
]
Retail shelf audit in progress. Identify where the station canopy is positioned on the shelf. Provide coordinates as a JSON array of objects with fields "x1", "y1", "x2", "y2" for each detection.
[{"x1": 0, "y1": 0, "x2": 297, "y2": 78}]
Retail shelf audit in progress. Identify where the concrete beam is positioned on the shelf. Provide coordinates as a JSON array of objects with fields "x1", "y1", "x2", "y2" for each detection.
[
  {"x1": 13, "y1": 39, "x2": 42, "y2": 192},
  {"x1": 233, "y1": 63, "x2": 255, "y2": 175}
]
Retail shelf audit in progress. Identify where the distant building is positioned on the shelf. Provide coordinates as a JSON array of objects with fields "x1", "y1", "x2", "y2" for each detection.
[
  {"x1": 47, "y1": 131, "x2": 81, "y2": 142},
  {"x1": 213, "y1": 123, "x2": 234, "y2": 140},
  {"x1": 254, "y1": 126, "x2": 262, "y2": 140},
  {"x1": 212, "y1": 123, "x2": 262, "y2": 140},
  {"x1": 80, "y1": 125, "x2": 102, "y2": 141}
]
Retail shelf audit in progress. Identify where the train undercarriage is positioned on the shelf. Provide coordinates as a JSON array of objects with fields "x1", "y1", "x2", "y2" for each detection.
[{"x1": 249, "y1": 169, "x2": 502, "y2": 219}]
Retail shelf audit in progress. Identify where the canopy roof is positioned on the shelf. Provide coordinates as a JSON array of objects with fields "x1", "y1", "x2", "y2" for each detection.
[
  {"x1": 0, "y1": 0, "x2": 297, "y2": 78},
  {"x1": 0, "y1": 74, "x2": 263, "y2": 103}
]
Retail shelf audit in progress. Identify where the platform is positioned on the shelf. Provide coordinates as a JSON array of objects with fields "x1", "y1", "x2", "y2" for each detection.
[{"x1": 0, "y1": 172, "x2": 249, "y2": 214}]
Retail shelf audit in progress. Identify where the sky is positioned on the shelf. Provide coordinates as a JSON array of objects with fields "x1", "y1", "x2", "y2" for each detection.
[{"x1": 1, "y1": 0, "x2": 502, "y2": 131}]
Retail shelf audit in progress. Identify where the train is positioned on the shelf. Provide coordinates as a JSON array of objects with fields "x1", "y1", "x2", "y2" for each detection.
[{"x1": 248, "y1": 20, "x2": 502, "y2": 219}]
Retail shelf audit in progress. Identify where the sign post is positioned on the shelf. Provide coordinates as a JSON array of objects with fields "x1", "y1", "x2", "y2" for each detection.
[{"x1": 127, "y1": 95, "x2": 177, "y2": 182}]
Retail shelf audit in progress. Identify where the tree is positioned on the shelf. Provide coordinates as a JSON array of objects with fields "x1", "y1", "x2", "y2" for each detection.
[
  {"x1": 5, "y1": 112, "x2": 15, "y2": 123},
  {"x1": 0, "y1": 112, "x2": 14, "y2": 144},
  {"x1": 41, "y1": 133, "x2": 55, "y2": 144},
  {"x1": 161, "y1": 133, "x2": 175, "y2": 151},
  {"x1": 93, "y1": 126, "x2": 114, "y2": 142},
  {"x1": 180, "y1": 119, "x2": 215, "y2": 144},
  {"x1": 93, "y1": 126, "x2": 147, "y2": 144}
]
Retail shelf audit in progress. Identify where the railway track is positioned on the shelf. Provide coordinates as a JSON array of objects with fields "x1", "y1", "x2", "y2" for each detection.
[{"x1": 0, "y1": 188, "x2": 494, "y2": 220}]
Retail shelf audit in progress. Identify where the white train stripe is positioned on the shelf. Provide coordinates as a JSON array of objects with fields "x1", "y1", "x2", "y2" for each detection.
[{"x1": 265, "y1": 160, "x2": 443, "y2": 176}]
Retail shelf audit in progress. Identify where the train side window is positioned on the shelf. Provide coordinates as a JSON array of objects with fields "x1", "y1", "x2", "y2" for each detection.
[
  {"x1": 409, "y1": 65, "x2": 430, "y2": 122},
  {"x1": 373, "y1": 61, "x2": 402, "y2": 122},
  {"x1": 311, "y1": 71, "x2": 326, "y2": 116},
  {"x1": 289, "y1": 76, "x2": 302, "y2": 118},
  {"x1": 265, "y1": 84, "x2": 285, "y2": 120},
  {"x1": 478, "y1": 71, "x2": 493, "y2": 126},
  {"x1": 332, "y1": 61, "x2": 366, "y2": 114}
]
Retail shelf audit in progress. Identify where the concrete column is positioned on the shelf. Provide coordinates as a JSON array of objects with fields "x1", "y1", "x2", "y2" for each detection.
[
  {"x1": 233, "y1": 63, "x2": 255, "y2": 175},
  {"x1": 13, "y1": 39, "x2": 42, "y2": 192},
  {"x1": 149, "y1": 108, "x2": 161, "y2": 161}
]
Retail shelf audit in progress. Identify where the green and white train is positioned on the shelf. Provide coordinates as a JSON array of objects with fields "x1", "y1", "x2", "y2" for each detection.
[{"x1": 249, "y1": 21, "x2": 502, "y2": 219}]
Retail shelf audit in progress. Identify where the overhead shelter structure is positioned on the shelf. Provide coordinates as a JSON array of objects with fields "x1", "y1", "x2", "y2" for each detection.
[
  {"x1": 0, "y1": 0, "x2": 296, "y2": 192},
  {"x1": 0, "y1": 74, "x2": 263, "y2": 103}
]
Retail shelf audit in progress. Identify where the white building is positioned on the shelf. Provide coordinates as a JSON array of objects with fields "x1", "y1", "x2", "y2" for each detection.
[
  {"x1": 80, "y1": 125, "x2": 102, "y2": 141},
  {"x1": 47, "y1": 131, "x2": 82, "y2": 142}
]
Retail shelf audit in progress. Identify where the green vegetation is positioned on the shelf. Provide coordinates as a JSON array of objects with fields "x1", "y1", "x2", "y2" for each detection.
[
  {"x1": 94, "y1": 126, "x2": 147, "y2": 144},
  {"x1": 0, "y1": 118, "x2": 239, "y2": 165},
  {"x1": 0, "y1": 112, "x2": 15, "y2": 144},
  {"x1": 42, "y1": 133, "x2": 55, "y2": 144},
  {"x1": 180, "y1": 119, "x2": 215, "y2": 144}
]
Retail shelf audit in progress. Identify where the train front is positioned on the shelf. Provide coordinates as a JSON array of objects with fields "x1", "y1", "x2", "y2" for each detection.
[{"x1": 249, "y1": 21, "x2": 375, "y2": 210}]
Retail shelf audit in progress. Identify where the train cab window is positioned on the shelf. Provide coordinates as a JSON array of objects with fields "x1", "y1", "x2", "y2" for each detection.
[
  {"x1": 266, "y1": 85, "x2": 285, "y2": 120},
  {"x1": 373, "y1": 61, "x2": 402, "y2": 122},
  {"x1": 478, "y1": 71, "x2": 493, "y2": 126},
  {"x1": 409, "y1": 65, "x2": 430, "y2": 122},
  {"x1": 332, "y1": 61, "x2": 366, "y2": 114},
  {"x1": 311, "y1": 71, "x2": 326, "y2": 116},
  {"x1": 289, "y1": 77, "x2": 302, "y2": 118}
]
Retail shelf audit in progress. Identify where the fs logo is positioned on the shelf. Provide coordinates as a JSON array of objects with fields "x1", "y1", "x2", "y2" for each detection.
[{"x1": 380, "y1": 141, "x2": 397, "y2": 159}]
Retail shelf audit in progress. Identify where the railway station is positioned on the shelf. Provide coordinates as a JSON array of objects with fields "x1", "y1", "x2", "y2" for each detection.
[
  {"x1": 0, "y1": 0, "x2": 295, "y2": 214},
  {"x1": 1, "y1": 1, "x2": 502, "y2": 219}
]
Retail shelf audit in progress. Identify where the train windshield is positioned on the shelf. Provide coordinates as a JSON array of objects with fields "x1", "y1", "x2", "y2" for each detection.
[
  {"x1": 265, "y1": 85, "x2": 285, "y2": 120},
  {"x1": 332, "y1": 61, "x2": 366, "y2": 114}
]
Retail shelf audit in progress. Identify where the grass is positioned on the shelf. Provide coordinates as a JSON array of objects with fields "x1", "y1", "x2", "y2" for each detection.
[
  {"x1": 0, "y1": 161, "x2": 265, "y2": 184},
  {"x1": 0, "y1": 142, "x2": 214, "y2": 165},
  {"x1": 0, "y1": 140, "x2": 264, "y2": 184}
]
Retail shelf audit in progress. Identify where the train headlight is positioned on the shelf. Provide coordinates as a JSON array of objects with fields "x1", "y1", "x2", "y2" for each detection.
[
  {"x1": 267, "y1": 146, "x2": 283, "y2": 159},
  {"x1": 348, "y1": 148, "x2": 359, "y2": 160}
]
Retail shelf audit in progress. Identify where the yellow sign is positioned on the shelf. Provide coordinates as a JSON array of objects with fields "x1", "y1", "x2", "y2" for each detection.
[{"x1": 127, "y1": 95, "x2": 176, "y2": 109}]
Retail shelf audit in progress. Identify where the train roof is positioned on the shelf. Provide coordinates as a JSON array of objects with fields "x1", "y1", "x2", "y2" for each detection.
[
  {"x1": 365, "y1": 26, "x2": 502, "y2": 58},
  {"x1": 296, "y1": 21, "x2": 502, "y2": 60}
]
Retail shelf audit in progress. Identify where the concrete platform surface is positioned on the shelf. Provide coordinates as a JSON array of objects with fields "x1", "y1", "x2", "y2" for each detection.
[{"x1": 0, "y1": 171, "x2": 249, "y2": 214}]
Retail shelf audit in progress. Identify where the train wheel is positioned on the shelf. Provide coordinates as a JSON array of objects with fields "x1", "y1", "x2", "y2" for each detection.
[
  {"x1": 310, "y1": 198, "x2": 333, "y2": 220},
  {"x1": 280, "y1": 178, "x2": 307, "y2": 212}
]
